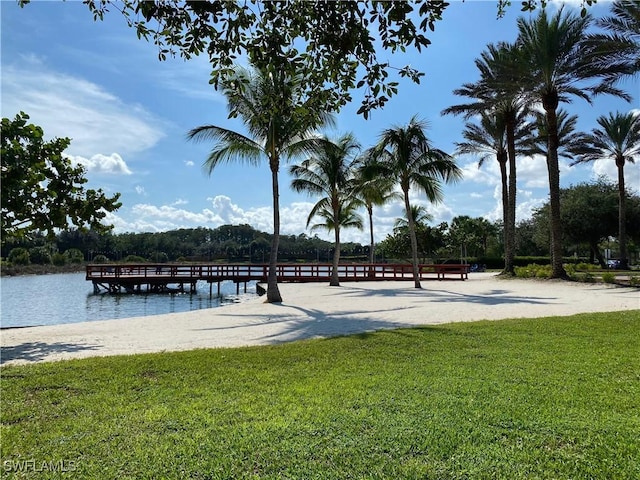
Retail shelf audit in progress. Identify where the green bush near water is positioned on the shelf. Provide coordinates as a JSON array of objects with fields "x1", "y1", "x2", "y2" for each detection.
[
  {"x1": 7, "y1": 247, "x2": 30, "y2": 265},
  {"x1": 2, "y1": 311, "x2": 639, "y2": 479}
]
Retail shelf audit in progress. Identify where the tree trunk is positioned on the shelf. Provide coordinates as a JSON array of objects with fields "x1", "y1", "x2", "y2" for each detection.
[
  {"x1": 504, "y1": 117, "x2": 517, "y2": 275},
  {"x1": 617, "y1": 160, "x2": 628, "y2": 270},
  {"x1": 266, "y1": 165, "x2": 282, "y2": 303},
  {"x1": 497, "y1": 151, "x2": 510, "y2": 275},
  {"x1": 368, "y1": 204, "x2": 375, "y2": 263},
  {"x1": 330, "y1": 222, "x2": 341, "y2": 286},
  {"x1": 404, "y1": 188, "x2": 421, "y2": 289},
  {"x1": 367, "y1": 204, "x2": 375, "y2": 278},
  {"x1": 543, "y1": 99, "x2": 567, "y2": 278}
]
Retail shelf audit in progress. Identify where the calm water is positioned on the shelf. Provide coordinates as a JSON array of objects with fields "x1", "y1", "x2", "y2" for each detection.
[{"x1": 0, "y1": 273, "x2": 259, "y2": 328}]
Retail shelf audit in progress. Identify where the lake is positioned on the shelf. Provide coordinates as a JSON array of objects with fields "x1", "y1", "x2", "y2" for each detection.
[{"x1": 0, "y1": 272, "x2": 259, "y2": 328}]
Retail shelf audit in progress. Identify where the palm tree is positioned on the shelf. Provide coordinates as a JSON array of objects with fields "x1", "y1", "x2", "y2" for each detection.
[
  {"x1": 187, "y1": 66, "x2": 333, "y2": 302},
  {"x1": 290, "y1": 133, "x2": 363, "y2": 286},
  {"x1": 516, "y1": 7, "x2": 631, "y2": 278},
  {"x1": 443, "y1": 42, "x2": 530, "y2": 275},
  {"x1": 454, "y1": 110, "x2": 531, "y2": 272},
  {"x1": 586, "y1": 0, "x2": 640, "y2": 86},
  {"x1": 354, "y1": 153, "x2": 401, "y2": 264},
  {"x1": 393, "y1": 205, "x2": 433, "y2": 230},
  {"x1": 522, "y1": 109, "x2": 585, "y2": 161},
  {"x1": 571, "y1": 111, "x2": 640, "y2": 270},
  {"x1": 369, "y1": 116, "x2": 462, "y2": 288}
]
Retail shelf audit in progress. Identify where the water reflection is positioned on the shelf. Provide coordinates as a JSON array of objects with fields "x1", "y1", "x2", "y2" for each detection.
[{"x1": 1, "y1": 273, "x2": 258, "y2": 328}]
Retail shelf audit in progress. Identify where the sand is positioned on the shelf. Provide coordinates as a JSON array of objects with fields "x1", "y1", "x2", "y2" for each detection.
[{"x1": 1, "y1": 273, "x2": 638, "y2": 366}]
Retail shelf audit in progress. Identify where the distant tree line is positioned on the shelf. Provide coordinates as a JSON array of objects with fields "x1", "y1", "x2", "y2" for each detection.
[
  {"x1": 3, "y1": 178, "x2": 637, "y2": 269},
  {"x1": 1, "y1": 225, "x2": 363, "y2": 266}
]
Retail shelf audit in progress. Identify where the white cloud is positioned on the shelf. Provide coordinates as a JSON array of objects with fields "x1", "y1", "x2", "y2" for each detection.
[
  {"x1": 107, "y1": 194, "x2": 396, "y2": 244},
  {"x1": 1, "y1": 58, "x2": 165, "y2": 158},
  {"x1": 184, "y1": 160, "x2": 195, "y2": 167},
  {"x1": 459, "y1": 157, "x2": 500, "y2": 187},
  {"x1": 590, "y1": 160, "x2": 640, "y2": 194},
  {"x1": 68, "y1": 153, "x2": 132, "y2": 175},
  {"x1": 517, "y1": 155, "x2": 550, "y2": 189},
  {"x1": 135, "y1": 185, "x2": 147, "y2": 196},
  {"x1": 130, "y1": 204, "x2": 220, "y2": 226}
]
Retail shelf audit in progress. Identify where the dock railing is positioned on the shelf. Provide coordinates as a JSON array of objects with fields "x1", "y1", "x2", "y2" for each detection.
[{"x1": 86, "y1": 263, "x2": 470, "y2": 282}]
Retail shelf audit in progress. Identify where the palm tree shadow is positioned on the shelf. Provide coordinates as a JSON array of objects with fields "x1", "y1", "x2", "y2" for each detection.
[
  {"x1": 195, "y1": 283, "x2": 558, "y2": 345},
  {"x1": 332, "y1": 285, "x2": 556, "y2": 306},
  {"x1": 258, "y1": 303, "x2": 420, "y2": 342},
  {"x1": 1, "y1": 341, "x2": 101, "y2": 365},
  {"x1": 195, "y1": 303, "x2": 419, "y2": 344}
]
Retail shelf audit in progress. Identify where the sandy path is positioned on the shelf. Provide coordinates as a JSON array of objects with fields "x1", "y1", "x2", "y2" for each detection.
[{"x1": 1, "y1": 273, "x2": 638, "y2": 365}]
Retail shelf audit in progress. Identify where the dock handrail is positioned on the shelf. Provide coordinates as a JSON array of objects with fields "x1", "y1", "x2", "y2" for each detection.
[{"x1": 86, "y1": 263, "x2": 468, "y2": 282}]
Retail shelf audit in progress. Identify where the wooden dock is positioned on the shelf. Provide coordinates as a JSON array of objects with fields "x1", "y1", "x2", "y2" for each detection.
[{"x1": 86, "y1": 263, "x2": 469, "y2": 295}]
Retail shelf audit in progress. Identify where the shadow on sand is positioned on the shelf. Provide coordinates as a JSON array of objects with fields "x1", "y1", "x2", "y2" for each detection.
[
  {"x1": 331, "y1": 285, "x2": 557, "y2": 307},
  {"x1": 194, "y1": 283, "x2": 557, "y2": 345},
  {"x1": 1, "y1": 341, "x2": 101, "y2": 366}
]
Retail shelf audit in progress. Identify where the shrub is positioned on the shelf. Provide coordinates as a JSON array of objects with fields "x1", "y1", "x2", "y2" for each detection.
[
  {"x1": 92, "y1": 254, "x2": 109, "y2": 263},
  {"x1": 149, "y1": 251, "x2": 169, "y2": 263},
  {"x1": 576, "y1": 262, "x2": 594, "y2": 271},
  {"x1": 123, "y1": 255, "x2": 146, "y2": 263},
  {"x1": 579, "y1": 272, "x2": 596, "y2": 283},
  {"x1": 601, "y1": 272, "x2": 616, "y2": 284},
  {"x1": 535, "y1": 265, "x2": 552, "y2": 278},
  {"x1": 28, "y1": 246, "x2": 52, "y2": 265},
  {"x1": 515, "y1": 264, "x2": 551, "y2": 279},
  {"x1": 628, "y1": 276, "x2": 639, "y2": 287},
  {"x1": 8, "y1": 247, "x2": 30, "y2": 265},
  {"x1": 52, "y1": 253, "x2": 67, "y2": 266},
  {"x1": 64, "y1": 248, "x2": 85, "y2": 264}
]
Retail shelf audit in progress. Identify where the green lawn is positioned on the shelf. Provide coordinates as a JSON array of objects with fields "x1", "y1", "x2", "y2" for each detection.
[{"x1": 2, "y1": 311, "x2": 639, "y2": 479}]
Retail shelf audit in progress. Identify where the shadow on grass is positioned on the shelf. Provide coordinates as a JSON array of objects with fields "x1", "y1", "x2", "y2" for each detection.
[{"x1": 1, "y1": 341, "x2": 101, "y2": 366}]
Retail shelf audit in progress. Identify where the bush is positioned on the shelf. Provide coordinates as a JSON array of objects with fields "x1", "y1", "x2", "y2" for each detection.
[
  {"x1": 8, "y1": 247, "x2": 30, "y2": 265},
  {"x1": 535, "y1": 265, "x2": 552, "y2": 278},
  {"x1": 629, "y1": 276, "x2": 640, "y2": 287},
  {"x1": 515, "y1": 256, "x2": 551, "y2": 267},
  {"x1": 123, "y1": 255, "x2": 146, "y2": 263},
  {"x1": 579, "y1": 272, "x2": 596, "y2": 283},
  {"x1": 514, "y1": 264, "x2": 551, "y2": 279},
  {"x1": 93, "y1": 254, "x2": 110, "y2": 263},
  {"x1": 601, "y1": 272, "x2": 616, "y2": 284},
  {"x1": 576, "y1": 262, "x2": 595, "y2": 271},
  {"x1": 52, "y1": 253, "x2": 67, "y2": 266},
  {"x1": 28, "y1": 246, "x2": 52, "y2": 265},
  {"x1": 64, "y1": 248, "x2": 85, "y2": 264},
  {"x1": 149, "y1": 251, "x2": 169, "y2": 263}
]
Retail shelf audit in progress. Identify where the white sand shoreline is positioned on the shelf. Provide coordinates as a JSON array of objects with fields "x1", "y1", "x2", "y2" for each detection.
[{"x1": 1, "y1": 273, "x2": 638, "y2": 366}]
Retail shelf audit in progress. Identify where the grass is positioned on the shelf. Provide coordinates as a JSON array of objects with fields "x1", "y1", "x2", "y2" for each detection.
[{"x1": 2, "y1": 311, "x2": 639, "y2": 479}]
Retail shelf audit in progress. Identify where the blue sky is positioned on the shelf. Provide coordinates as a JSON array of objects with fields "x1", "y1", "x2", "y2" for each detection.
[{"x1": 2, "y1": 0, "x2": 638, "y2": 245}]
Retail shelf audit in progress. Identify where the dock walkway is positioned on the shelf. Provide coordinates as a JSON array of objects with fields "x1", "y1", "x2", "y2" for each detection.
[{"x1": 86, "y1": 263, "x2": 469, "y2": 294}]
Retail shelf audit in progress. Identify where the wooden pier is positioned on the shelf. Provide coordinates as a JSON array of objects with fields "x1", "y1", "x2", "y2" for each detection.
[{"x1": 86, "y1": 263, "x2": 469, "y2": 295}]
